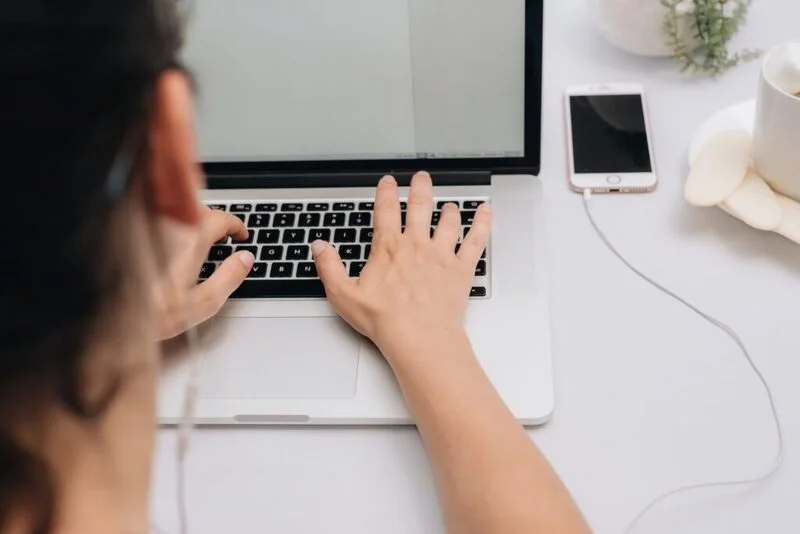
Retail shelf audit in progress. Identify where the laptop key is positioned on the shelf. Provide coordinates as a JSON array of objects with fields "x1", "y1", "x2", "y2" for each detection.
[
  {"x1": 282, "y1": 229, "x2": 306, "y2": 243},
  {"x1": 323, "y1": 213, "x2": 346, "y2": 227},
  {"x1": 299, "y1": 213, "x2": 321, "y2": 227},
  {"x1": 334, "y1": 228, "x2": 357, "y2": 243},
  {"x1": 339, "y1": 244, "x2": 361, "y2": 260},
  {"x1": 207, "y1": 204, "x2": 227, "y2": 211},
  {"x1": 431, "y1": 211, "x2": 441, "y2": 225},
  {"x1": 349, "y1": 212, "x2": 371, "y2": 226},
  {"x1": 333, "y1": 202, "x2": 355, "y2": 211},
  {"x1": 358, "y1": 202, "x2": 374, "y2": 211},
  {"x1": 209, "y1": 245, "x2": 232, "y2": 262},
  {"x1": 236, "y1": 246, "x2": 258, "y2": 256},
  {"x1": 248, "y1": 263, "x2": 268, "y2": 279},
  {"x1": 231, "y1": 203, "x2": 252, "y2": 212},
  {"x1": 287, "y1": 245, "x2": 309, "y2": 260},
  {"x1": 257, "y1": 229, "x2": 280, "y2": 244},
  {"x1": 463, "y1": 200, "x2": 485, "y2": 210},
  {"x1": 437, "y1": 201, "x2": 459, "y2": 209},
  {"x1": 260, "y1": 246, "x2": 284, "y2": 260},
  {"x1": 232, "y1": 231, "x2": 254, "y2": 244},
  {"x1": 475, "y1": 260, "x2": 487, "y2": 276},
  {"x1": 349, "y1": 261, "x2": 367, "y2": 277},
  {"x1": 470, "y1": 287, "x2": 487, "y2": 298},
  {"x1": 308, "y1": 228, "x2": 331, "y2": 242},
  {"x1": 232, "y1": 213, "x2": 246, "y2": 222},
  {"x1": 274, "y1": 213, "x2": 296, "y2": 227},
  {"x1": 270, "y1": 262, "x2": 294, "y2": 278},
  {"x1": 199, "y1": 263, "x2": 216, "y2": 279},
  {"x1": 365, "y1": 244, "x2": 372, "y2": 258},
  {"x1": 232, "y1": 280, "x2": 326, "y2": 299},
  {"x1": 461, "y1": 211, "x2": 476, "y2": 225},
  {"x1": 255, "y1": 203, "x2": 278, "y2": 212},
  {"x1": 248, "y1": 214, "x2": 270, "y2": 228},
  {"x1": 296, "y1": 262, "x2": 318, "y2": 278},
  {"x1": 307, "y1": 203, "x2": 330, "y2": 212},
  {"x1": 281, "y1": 203, "x2": 303, "y2": 212},
  {"x1": 400, "y1": 201, "x2": 408, "y2": 210},
  {"x1": 359, "y1": 228, "x2": 374, "y2": 243}
]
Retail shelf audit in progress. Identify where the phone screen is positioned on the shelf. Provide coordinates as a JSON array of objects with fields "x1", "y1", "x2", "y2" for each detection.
[{"x1": 569, "y1": 94, "x2": 652, "y2": 174}]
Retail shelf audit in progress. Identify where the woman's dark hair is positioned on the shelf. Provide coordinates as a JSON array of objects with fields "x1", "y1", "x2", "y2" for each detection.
[{"x1": 0, "y1": 1, "x2": 184, "y2": 531}]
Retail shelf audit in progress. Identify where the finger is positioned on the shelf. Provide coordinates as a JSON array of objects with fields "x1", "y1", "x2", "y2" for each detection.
[
  {"x1": 311, "y1": 241, "x2": 355, "y2": 299},
  {"x1": 458, "y1": 203, "x2": 492, "y2": 265},
  {"x1": 204, "y1": 208, "x2": 248, "y2": 245},
  {"x1": 191, "y1": 250, "x2": 254, "y2": 322},
  {"x1": 433, "y1": 203, "x2": 461, "y2": 251},
  {"x1": 373, "y1": 175, "x2": 401, "y2": 247},
  {"x1": 405, "y1": 171, "x2": 434, "y2": 238}
]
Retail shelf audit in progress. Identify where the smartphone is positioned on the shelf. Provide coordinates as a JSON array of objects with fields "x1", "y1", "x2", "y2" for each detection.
[{"x1": 565, "y1": 83, "x2": 657, "y2": 193}]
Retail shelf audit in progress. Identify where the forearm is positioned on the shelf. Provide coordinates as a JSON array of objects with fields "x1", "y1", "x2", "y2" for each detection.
[{"x1": 380, "y1": 329, "x2": 590, "y2": 534}]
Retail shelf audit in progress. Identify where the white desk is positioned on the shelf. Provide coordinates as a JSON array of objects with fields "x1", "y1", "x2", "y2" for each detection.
[{"x1": 152, "y1": 2, "x2": 800, "y2": 532}]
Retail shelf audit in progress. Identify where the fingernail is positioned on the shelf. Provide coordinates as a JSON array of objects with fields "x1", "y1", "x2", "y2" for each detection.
[
  {"x1": 311, "y1": 240, "x2": 327, "y2": 256},
  {"x1": 237, "y1": 251, "x2": 255, "y2": 270},
  {"x1": 379, "y1": 175, "x2": 396, "y2": 185}
]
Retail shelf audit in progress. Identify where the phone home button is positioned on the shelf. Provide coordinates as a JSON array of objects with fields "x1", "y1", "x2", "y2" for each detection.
[{"x1": 606, "y1": 175, "x2": 622, "y2": 185}]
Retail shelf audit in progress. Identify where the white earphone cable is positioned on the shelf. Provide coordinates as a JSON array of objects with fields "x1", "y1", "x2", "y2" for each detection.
[
  {"x1": 580, "y1": 189, "x2": 784, "y2": 532},
  {"x1": 174, "y1": 228, "x2": 209, "y2": 534},
  {"x1": 146, "y1": 223, "x2": 207, "y2": 534}
]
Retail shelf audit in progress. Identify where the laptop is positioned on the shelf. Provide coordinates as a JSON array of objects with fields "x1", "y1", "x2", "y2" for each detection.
[{"x1": 158, "y1": 0, "x2": 553, "y2": 425}]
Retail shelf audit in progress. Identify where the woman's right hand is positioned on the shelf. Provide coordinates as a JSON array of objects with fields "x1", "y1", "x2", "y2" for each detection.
[{"x1": 311, "y1": 171, "x2": 492, "y2": 359}]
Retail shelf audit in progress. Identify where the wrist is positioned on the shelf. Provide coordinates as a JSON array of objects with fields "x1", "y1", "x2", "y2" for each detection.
[{"x1": 374, "y1": 323, "x2": 471, "y2": 367}]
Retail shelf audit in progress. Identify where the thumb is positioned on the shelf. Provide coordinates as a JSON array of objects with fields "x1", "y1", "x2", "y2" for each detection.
[
  {"x1": 193, "y1": 250, "x2": 254, "y2": 321},
  {"x1": 311, "y1": 240, "x2": 353, "y2": 298}
]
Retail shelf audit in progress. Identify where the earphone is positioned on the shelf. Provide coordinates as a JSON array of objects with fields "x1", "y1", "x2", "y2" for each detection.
[{"x1": 581, "y1": 189, "x2": 784, "y2": 532}]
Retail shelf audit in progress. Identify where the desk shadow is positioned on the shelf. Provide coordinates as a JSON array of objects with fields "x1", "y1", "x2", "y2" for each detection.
[{"x1": 674, "y1": 202, "x2": 800, "y2": 275}]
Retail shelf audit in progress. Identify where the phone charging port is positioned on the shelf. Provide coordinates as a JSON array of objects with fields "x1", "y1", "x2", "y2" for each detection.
[{"x1": 609, "y1": 188, "x2": 621, "y2": 193}]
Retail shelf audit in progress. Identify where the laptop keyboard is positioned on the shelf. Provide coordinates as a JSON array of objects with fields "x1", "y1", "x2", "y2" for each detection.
[{"x1": 201, "y1": 199, "x2": 490, "y2": 299}]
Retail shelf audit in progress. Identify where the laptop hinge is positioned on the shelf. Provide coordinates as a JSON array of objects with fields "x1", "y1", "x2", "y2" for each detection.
[{"x1": 205, "y1": 171, "x2": 491, "y2": 190}]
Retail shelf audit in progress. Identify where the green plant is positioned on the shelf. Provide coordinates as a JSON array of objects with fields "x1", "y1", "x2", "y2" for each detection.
[{"x1": 662, "y1": 0, "x2": 760, "y2": 75}]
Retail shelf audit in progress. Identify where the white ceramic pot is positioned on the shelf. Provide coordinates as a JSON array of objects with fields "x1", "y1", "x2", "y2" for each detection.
[{"x1": 587, "y1": 0, "x2": 695, "y2": 57}]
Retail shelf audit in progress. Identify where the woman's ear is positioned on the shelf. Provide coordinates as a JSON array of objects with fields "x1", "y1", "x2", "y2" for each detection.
[{"x1": 144, "y1": 70, "x2": 203, "y2": 226}]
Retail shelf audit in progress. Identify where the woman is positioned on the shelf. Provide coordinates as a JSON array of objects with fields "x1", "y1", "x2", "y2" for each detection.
[{"x1": 0, "y1": 1, "x2": 589, "y2": 533}]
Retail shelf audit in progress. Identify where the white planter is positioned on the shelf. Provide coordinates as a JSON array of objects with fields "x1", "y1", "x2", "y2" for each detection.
[{"x1": 587, "y1": 0, "x2": 696, "y2": 57}]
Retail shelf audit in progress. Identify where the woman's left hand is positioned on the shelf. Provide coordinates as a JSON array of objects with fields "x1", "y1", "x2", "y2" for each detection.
[{"x1": 154, "y1": 206, "x2": 255, "y2": 340}]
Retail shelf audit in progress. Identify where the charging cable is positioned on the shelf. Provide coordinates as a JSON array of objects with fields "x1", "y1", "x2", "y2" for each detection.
[{"x1": 581, "y1": 189, "x2": 784, "y2": 532}]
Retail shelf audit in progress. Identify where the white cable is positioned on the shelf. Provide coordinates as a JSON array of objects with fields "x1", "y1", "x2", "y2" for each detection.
[
  {"x1": 176, "y1": 319, "x2": 203, "y2": 534},
  {"x1": 580, "y1": 189, "x2": 784, "y2": 533},
  {"x1": 174, "y1": 223, "x2": 209, "y2": 534},
  {"x1": 142, "y1": 228, "x2": 207, "y2": 534}
]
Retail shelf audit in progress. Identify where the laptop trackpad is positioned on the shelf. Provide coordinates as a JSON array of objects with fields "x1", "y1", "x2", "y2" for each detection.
[{"x1": 199, "y1": 317, "x2": 360, "y2": 400}]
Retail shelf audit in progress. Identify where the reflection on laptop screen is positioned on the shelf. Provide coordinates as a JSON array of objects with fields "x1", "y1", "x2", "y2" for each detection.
[{"x1": 183, "y1": 0, "x2": 525, "y2": 163}]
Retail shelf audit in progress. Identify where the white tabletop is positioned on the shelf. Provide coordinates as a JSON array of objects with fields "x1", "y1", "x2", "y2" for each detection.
[{"x1": 152, "y1": 2, "x2": 800, "y2": 533}]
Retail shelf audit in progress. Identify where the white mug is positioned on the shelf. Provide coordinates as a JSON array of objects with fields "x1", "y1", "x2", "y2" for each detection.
[{"x1": 753, "y1": 40, "x2": 800, "y2": 201}]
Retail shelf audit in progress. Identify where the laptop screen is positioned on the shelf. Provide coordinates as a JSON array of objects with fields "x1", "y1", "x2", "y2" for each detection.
[{"x1": 183, "y1": 0, "x2": 526, "y2": 164}]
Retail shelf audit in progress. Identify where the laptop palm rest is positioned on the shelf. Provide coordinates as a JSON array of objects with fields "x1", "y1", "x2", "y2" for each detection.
[{"x1": 198, "y1": 317, "x2": 360, "y2": 400}]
